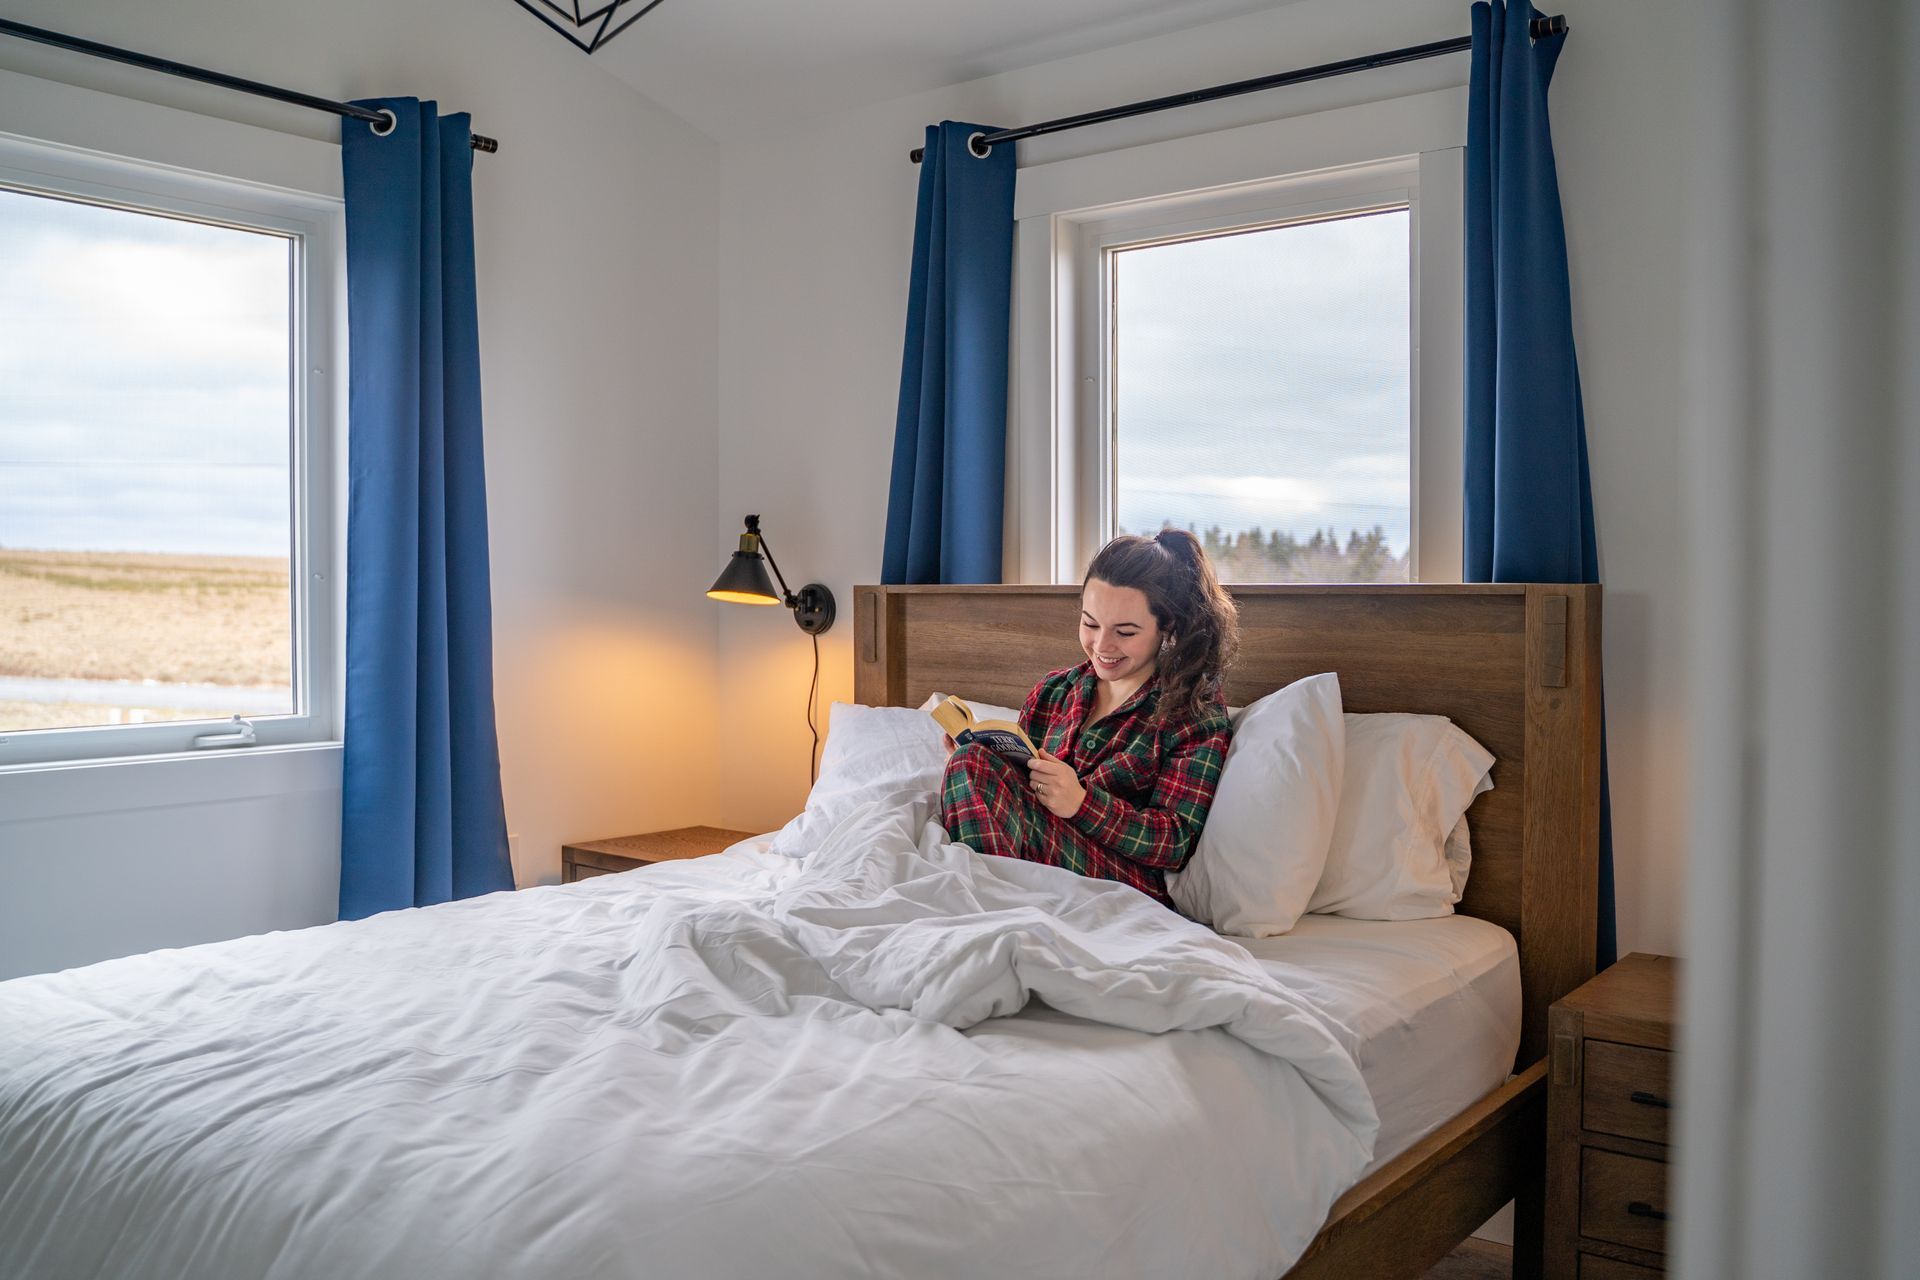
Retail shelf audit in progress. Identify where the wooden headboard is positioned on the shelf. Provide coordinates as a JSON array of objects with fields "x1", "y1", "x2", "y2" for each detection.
[{"x1": 852, "y1": 583, "x2": 1602, "y2": 1066}]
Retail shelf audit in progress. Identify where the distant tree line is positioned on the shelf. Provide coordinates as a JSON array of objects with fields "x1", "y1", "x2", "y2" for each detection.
[{"x1": 1120, "y1": 522, "x2": 1410, "y2": 584}]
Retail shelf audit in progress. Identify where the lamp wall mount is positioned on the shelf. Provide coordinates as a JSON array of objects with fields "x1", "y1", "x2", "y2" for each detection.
[{"x1": 789, "y1": 583, "x2": 836, "y2": 636}]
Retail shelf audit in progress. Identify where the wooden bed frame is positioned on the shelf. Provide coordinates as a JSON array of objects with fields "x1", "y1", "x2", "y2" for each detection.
[{"x1": 852, "y1": 583, "x2": 1603, "y2": 1280}]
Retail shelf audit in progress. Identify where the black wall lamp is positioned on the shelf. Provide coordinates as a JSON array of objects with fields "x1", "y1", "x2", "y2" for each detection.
[{"x1": 707, "y1": 514, "x2": 835, "y2": 635}]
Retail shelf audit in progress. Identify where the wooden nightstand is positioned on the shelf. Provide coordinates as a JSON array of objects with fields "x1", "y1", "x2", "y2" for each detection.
[
  {"x1": 1545, "y1": 953, "x2": 1678, "y2": 1279},
  {"x1": 561, "y1": 826, "x2": 758, "y2": 883}
]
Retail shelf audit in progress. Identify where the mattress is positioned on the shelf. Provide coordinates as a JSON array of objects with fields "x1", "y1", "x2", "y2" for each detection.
[
  {"x1": 0, "y1": 821, "x2": 1513, "y2": 1280},
  {"x1": 1237, "y1": 912, "x2": 1521, "y2": 1170}
]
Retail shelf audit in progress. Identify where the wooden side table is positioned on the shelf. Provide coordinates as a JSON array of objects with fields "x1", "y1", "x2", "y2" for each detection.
[
  {"x1": 1544, "y1": 953, "x2": 1678, "y2": 1279},
  {"x1": 561, "y1": 826, "x2": 759, "y2": 883}
]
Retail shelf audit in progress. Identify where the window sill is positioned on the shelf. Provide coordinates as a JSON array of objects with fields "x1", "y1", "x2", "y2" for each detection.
[{"x1": 0, "y1": 741, "x2": 343, "y2": 824}]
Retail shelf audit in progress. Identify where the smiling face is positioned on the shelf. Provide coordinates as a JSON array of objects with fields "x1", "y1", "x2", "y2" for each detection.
[{"x1": 1079, "y1": 578, "x2": 1162, "y2": 686}]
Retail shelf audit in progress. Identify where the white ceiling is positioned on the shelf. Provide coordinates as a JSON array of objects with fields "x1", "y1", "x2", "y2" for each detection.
[{"x1": 564, "y1": 0, "x2": 1290, "y2": 141}]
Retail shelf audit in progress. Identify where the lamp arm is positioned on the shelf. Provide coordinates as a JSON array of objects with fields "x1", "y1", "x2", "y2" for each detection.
[{"x1": 756, "y1": 532, "x2": 799, "y2": 608}]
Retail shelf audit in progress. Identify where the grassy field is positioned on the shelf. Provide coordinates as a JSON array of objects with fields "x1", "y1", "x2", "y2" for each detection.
[
  {"x1": 0, "y1": 699, "x2": 239, "y2": 731},
  {"x1": 0, "y1": 548, "x2": 291, "y2": 733}
]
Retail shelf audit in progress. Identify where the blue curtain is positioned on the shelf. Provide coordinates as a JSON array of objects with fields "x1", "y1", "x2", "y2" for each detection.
[
  {"x1": 1465, "y1": 1, "x2": 1615, "y2": 968},
  {"x1": 882, "y1": 122, "x2": 1017, "y2": 584},
  {"x1": 338, "y1": 98, "x2": 513, "y2": 920}
]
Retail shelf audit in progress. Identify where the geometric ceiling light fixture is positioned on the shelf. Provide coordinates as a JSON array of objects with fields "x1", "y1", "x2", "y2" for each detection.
[{"x1": 512, "y1": 0, "x2": 671, "y2": 54}]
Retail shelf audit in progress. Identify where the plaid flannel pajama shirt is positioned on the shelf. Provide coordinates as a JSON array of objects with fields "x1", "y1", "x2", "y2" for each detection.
[{"x1": 938, "y1": 663, "x2": 1230, "y2": 906}]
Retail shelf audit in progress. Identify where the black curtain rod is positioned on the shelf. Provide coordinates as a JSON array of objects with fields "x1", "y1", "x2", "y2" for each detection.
[
  {"x1": 909, "y1": 14, "x2": 1565, "y2": 164},
  {"x1": 0, "y1": 17, "x2": 499, "y2": 153}
]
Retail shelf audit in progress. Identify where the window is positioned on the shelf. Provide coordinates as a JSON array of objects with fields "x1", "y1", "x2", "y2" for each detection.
[
  {"x1": 1109, "y1": 208, "x2": 1411, "y2": 582},
  {"x1": 0, "y1": 136, "x2": 341, "y2": 767},
  {"x1": 1006, "y1": 97, "x2": 1467, "y2": 585}
]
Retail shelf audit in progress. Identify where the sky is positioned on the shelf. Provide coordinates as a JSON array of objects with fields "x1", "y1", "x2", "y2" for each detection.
[
  {"x1": 0, "y1": 188, "x2": 1410, "y2": 561},
  {"x1": 1114, "y1": 207, "x2": 1411, "y2": 554},
  {"x1": 0, "y1": 186, "x2": 291, "y2": 558}
]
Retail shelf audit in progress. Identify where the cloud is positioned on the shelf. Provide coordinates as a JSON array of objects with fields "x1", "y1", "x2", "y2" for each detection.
[
  {"x1": 1112, "y1": 208, "x2": 1413, "y2": 553},
  {"x1": 0, "y1": 186, "x2": 293, "y2": 555},
  {"x1": 1131, "y1": 473, "x2": 1326, "y2": 506},
  {"x1": 1119, "y1": 468, "x2": 1410, "y2": 553},
  {"x1": 0, "y1": 462, "x2": 288, "y2": 556}
]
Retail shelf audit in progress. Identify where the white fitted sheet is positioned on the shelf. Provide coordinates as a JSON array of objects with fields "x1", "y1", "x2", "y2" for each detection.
[{"x1": 1237, "y1": 912, "x2": 1522, "y2": 1170}]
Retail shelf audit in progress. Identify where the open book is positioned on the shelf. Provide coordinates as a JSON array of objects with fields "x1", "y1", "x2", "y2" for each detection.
[{"x1": 929, "y1": 696, "x2": 1040, "y2": 765}]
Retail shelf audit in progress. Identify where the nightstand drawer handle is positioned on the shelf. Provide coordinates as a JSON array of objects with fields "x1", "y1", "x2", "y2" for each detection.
[
  {"x1": 1627, "y1": 1201, "x2": 1669, "y2": 1223},
  {"x1": 1629, "y1": 1090, "x2": 1671, "y2": 1109}
]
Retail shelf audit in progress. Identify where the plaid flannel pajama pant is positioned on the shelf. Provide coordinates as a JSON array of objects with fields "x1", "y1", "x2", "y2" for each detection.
[{"x1": 937, "y1": 742, "x2": 1174, "y2": 906}]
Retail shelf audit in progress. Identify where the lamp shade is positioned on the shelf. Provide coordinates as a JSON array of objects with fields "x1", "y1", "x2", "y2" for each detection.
[
  {"x1": 707, "y1": 548, "x2": 780, "y2": 605},
  {"x1": 707, "y1": 515, "x2": 834, "y2": 634}
]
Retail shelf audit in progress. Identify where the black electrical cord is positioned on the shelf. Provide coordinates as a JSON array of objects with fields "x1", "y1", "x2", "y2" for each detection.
[{"x1": 806, "y1": 631, "x2": 821, "y2": 785}]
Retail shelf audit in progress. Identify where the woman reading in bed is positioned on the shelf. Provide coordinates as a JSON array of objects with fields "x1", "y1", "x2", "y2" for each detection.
[{"x1": 939, "y1": 528, "x2": 1238, "y2": 907}]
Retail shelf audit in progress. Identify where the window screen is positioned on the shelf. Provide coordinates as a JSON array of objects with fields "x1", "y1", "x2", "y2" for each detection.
[
  {"x1": 0, "y1": 187, "x2": 295, "y2": 734},
  {"x1": 1111, "y1": 208, "x2": 1411, "y2": 583}
]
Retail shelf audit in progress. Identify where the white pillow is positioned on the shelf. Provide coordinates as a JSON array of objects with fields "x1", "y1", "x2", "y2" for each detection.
[
  {"x1": 1166, "y1": 672, "x2": 1345, "y2": 937},
  {"x1": 1307, "y1": 713, "x2": 1495, "y2": 920},
  {"x1": 767, "y1": 702, "x2": 949, "y2": 857},
  {"x1": 767, "y1": 696, "x2": 1028, "y2": 858}
]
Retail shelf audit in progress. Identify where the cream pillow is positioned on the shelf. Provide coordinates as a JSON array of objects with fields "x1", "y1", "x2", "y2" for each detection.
[
  {"x1": 1306, "y1": 713, "x2": 1495, "y2": 920},
  {"x1": 1167, "y1": 672, "x2": 1345, "y2": 937},
  {"x1": 1443, "y1": 812, "x2": 1475, "y2": 901}
]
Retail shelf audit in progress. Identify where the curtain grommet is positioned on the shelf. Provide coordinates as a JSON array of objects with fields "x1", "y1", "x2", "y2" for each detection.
[
  {"x1": 371, "y1": 108, "x2": 398, "y2": 137},
  {"x1": 966, "y1": 131, "x2": 992, "y2": 159}
]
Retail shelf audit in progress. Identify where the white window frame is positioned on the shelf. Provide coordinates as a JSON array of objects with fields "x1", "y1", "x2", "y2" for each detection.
[
  {"x1": 0, "y1": 127, "x2": 344, "y2": 769},
  {"x1": 1007, "y1": 87, "x2": 1467, "y2": 585}
]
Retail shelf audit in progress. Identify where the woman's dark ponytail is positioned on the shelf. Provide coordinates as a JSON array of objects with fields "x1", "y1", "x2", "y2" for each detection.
[{"x1": 1085, "y1": 529, "x2": 1240, "y2": 725}]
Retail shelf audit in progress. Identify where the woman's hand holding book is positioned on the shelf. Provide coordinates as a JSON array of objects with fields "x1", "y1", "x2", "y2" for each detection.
[{"x1": 1026, "y1": 750, "x2": 1086, "y2": 820}]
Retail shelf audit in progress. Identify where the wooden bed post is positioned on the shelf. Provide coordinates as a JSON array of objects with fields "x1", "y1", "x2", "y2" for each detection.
[
  {"x1": 1517, "y1": 585, "x2": 1604, "y2": 1063},
  {"x1": 852, "y1": 584, "x2": 900, "y2": 707}
]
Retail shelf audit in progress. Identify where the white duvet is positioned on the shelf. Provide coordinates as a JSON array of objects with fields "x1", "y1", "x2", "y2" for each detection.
[{"x1": 0, "y1": 797, "x2": 1376, "y2": 1280}]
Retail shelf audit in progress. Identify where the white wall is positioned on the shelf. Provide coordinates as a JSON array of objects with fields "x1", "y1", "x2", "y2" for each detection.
[
  {"x1": 714, "y1": 0, "x2": 1693, "y2": 959},
  {"x1": 0, "y1": 0, "x2": 1698, "y2": 977},
  {"x1": 0, "y1": 0, "x2": 721, "y2": 979}
]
